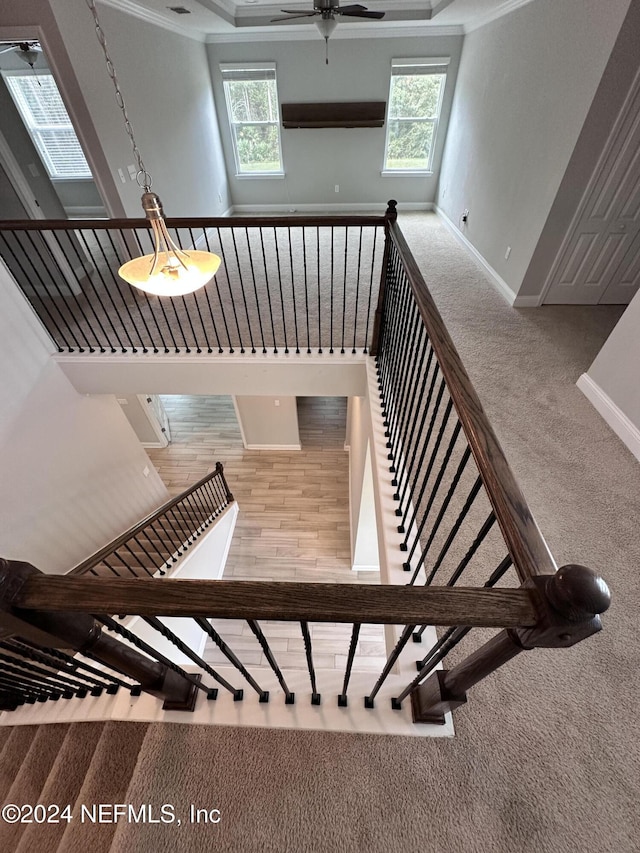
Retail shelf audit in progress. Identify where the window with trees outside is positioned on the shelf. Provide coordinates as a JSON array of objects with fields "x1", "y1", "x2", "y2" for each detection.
[
  {"x1": 3, "y1": 71, "x2": 91, "y2": 180},
  {"x1": 221, "y1": 63, "x2": 283, "y2": 176},
  {"x1": 383, "y1": 58, "x2": 449, "y2": 173}
]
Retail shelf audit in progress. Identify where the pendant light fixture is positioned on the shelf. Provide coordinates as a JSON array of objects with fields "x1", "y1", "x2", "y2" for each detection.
[{"x1": 85, "y1": 0, "x2": 220, "y2": 296}]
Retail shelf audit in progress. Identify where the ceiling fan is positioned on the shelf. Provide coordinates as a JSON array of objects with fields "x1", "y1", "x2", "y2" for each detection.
[
  {"x1": 0, "y1": 42, "x2": 42, "y2": 70},
  {"x1": 271, "y1": 0, "x2": 385, "y2": 64}
]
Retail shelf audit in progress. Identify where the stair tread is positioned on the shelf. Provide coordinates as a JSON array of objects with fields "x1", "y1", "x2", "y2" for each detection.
[
  {"x1": 0, "y1": 723, "x2": 70, "y2": 850},
  {"x1": 0, "y1": 727, "x2": 39, "y2": 803},
  {"x1": 15, "y1": 722, "x2": 105, "y2": 853},
  {"x1": 56, "y1": 721, "x2": 149, "y2": 853}
]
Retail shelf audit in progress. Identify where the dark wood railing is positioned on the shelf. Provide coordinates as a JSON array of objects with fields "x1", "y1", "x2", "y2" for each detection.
[
  {"x1": 0, "y1": 202, "x2": 612, "y2": 725},
  {"x1": 0, "y1": 560, "x2": 608, "y2": 716},
  {"x1": 68, "y1": 463, "x2": 233, "y2": 578},
  {"x1": 0, "y1": 214, "x2": 385, "y2": 355}
]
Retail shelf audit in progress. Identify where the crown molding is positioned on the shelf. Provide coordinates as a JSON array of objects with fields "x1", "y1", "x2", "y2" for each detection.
[
  {"x1": 96, "y1": 0, "x2": 207, "y2": 42},
  {"x1": 463, "y1": 0, "x2": 538, "y2": 34},
  {"x1": 206, "y1": 23, "x2": 463, "y2": 43}
]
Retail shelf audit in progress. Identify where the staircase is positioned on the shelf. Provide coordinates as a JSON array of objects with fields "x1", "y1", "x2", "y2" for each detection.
[{"x1": 0, "y1": 721, "x2": 150, "y2": 852}]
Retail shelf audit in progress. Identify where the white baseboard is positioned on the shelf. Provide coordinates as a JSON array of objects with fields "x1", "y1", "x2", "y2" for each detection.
[
  {"x1": 435, "y1": 206, "x2": 520, "y2": 306},
  {"x1": 577, "y1": 373, "x2": 640, "y2": 463},
  {"x1": 230, "y1": 202, "x2": 434, "y2": 215},
  {"x1": 245, "y1": 443, "x2": 302, "y2": 451},
  {"x1": 512, "y1": 294, "x2": 542, "y2": 308}
]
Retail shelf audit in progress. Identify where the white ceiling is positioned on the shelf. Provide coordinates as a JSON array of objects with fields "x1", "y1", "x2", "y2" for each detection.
[{"x1": 99, "y1": 0, "x2": 538, "y2": 40}]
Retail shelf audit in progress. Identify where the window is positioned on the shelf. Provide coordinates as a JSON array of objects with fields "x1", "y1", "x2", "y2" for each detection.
[
  {"x1": 383, "y1": 58, "x2": 449, "y2": 173},
  {"x1": 3, "y1": 71, "x2": 91, "y2": 179},
  {"x1": 220, "y1": 63, "x2": 283, "y2": 176}
]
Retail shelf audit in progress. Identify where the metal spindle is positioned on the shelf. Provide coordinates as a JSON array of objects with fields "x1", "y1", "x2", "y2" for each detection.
[
  {"x1": 288, "y1": 228, "x2": 300, "y2": 354},
  {"x1": 246, "y1": 620, "x2": 294, "y2": 704},
  {"x1": 365, "y1": 624, "x2": 414, "y2": 709},
  {"x1": 245, "y1": 227, "x2": 266, "y2": 353},
  {"x1": 363, "y1": 226, "x2": 379, "y2": 353},
  {"x1": 230, "y1": 227, "x2": 255, "y2": 352},
  {"x1": 301, "y1": 621, "x2": 321, "y2": 705},
  {"x1": 273, "y1": 227, "x2": 288, "y2": 353},
  {"x1": 302, "y1": 227, "x2": 311, "y2": 353},
  {"x1": 110, "y1": 230, "x2": 164, "y2": 352},
  {"x1": 337, "y1": 623, "x2": 360, "y2": 707},
  {"x1": 195, "y1": 618, "x2": 268, "y2": 702},
  {"x1": 259, "y1": 228, "x2": 278, "y2": 353},
  {"x1": 352, "y1": 227, "x2": 363, "y2": 353}
]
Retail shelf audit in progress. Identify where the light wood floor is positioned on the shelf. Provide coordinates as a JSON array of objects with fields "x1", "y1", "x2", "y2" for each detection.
[{"x1": 146, "y1": 395, "x2": 385, "y2": 673}]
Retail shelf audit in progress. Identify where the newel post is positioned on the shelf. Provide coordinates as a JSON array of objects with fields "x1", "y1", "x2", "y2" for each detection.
[
  {"x1": 370, "y1": 199, "x2": 398, "y2": 357},
  {"x1": 216, "y1": 461, "x2": 234, "y2": 504},
  {"x1": 0, "y1": 558, "x2": 198, "y2": 711},
  {"x1": 411, "y1": 565, "x2": 611, "y2": 724}
]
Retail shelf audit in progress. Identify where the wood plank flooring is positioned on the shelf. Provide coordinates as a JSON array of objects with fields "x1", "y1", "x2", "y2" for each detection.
[{"x1": 146, "y1": 395, "x2": 385, "y2": 673}]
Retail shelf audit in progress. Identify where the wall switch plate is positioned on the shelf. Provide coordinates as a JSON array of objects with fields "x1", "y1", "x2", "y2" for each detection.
[
  {"x1": 335, "y1": 184, "x2": 339, "y2": 193},
  {"x1": 143, "y1": 466, "x2": 150, "y2": 478},
  {"x1": 505, "y1": 246, "x2": 512, "y2": 260},
  {"x1": 127, "y1": 164, "x2": 137, "y2": 180},
  {"x1": 118, "y1": 168, "x2": 126, "y2": 184},
  {"x1": 274, "y1": 399, "x2": 280, "y2": 406},
  {"x1": 117, "y1": 397, "x2": 128, "y2": 405}
]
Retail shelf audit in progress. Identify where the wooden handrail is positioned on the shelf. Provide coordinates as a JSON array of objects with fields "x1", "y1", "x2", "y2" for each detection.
[
  {"x1": 14, "y1": 577, "x2": 537, "y2": 628},
  {"x1": 386, "y1": 219, "x2": 557, "y2": 580},
  {"x1": 0, "y1": 213, "x2": 387, "y2": 231},
  {"x1": 68, "y1": 466, "x2": 230, "y2": 576}
]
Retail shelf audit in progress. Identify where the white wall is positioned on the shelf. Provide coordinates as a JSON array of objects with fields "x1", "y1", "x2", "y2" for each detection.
[
  {"x1": 208, "y1": 34, "x2": 462, "y2": 209},
  {"x1": 234, "y1": 395, "x2": 300, "y2": 449},
  {"x1": 346, "y1": 395, "x2": 379, "y2": 571},
  {"x1": 0, "y1": 260, "x2": 169, "y2": 573},
  {"x1": 436, "y1": 0, "x2": 632, "y2": 298},
  {"x1": 584, "y1": 289, "x2": 640, "y2": 442},
  {"x1": 47, "y1": 0, "x2": 230, "y2": 218}
]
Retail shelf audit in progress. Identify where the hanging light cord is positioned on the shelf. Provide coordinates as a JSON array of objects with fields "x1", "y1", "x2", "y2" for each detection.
[{"x1": 84, "y1": 0, "x2": 152, "y2": 191}]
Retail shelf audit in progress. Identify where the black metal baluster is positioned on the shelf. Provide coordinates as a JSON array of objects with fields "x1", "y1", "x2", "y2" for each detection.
[
  {"x1": 442, "y1": 511, "x2": 497, "y2": 588},
  {"x1": 396, "y1": 361, "x2": 439, "y2": 509},
  {"x1": 230, "y1": 227, "x2": 255, "y2": 352},
  {"x1": 110, "y1": 551, "x2": 140, "y2": 578},
  {"x1": 365, "y1": 624, "x2": 414, "y2": 709},
  {"x1": 316, "y1": 226, "x2": 322, "y2": 353},
  {"x1": 143, "y1": 617, "x2": 243, "y2": 700},
  {"x1": 1, "y1": 642, "x2": 111, "y2": 696},
  {"x1": 258, "y1": 228, "x2": 277, "y2": 353},
  {"x1": 387, "y1": 300, "x2": 419, "y2": 464},
  {"x1": 329, "y1": 226, "x2": 335, "y2": 353},
  {"x1": 287, "y1": 227, "x2": 300, "y2": 354},
  {"x1": 0, "y1": 669, "x2": 61, "y2": 700},
  {"x1": 300, "y1": 621, "x2": 321, "y2": 705},
  {"x1": 352, "y1": 227, "x2": 363, "y2": 353},
  {"x1": 13, "y1": 640, "x2": 132, "y2": 692},
  {"x1": 216, "y1": 228, "x2": 244, "y2": 352},
  {"x1": 121, "y1": 541, "x2": 156, "y2": 578},
  {"x1": 302, "y1": 227, "x2": 311, "y2": 353},
  {"x1": 341, "y1": 226, "x2": 348, "y2": 353},
  {"x1": 0, "y1": 651, "x2": 88, "y2": 696},
  {"x1": 378, "y1": 250, "x2": 405, "y2": 412},
  {"x1": 246, "y1": 620, "x2": 295, "y2": 704},
  {"x1": 195, "y1": 618, "x2": 268, "y2": 702},
  {"x1": 273, "y1": 227, "x2": 288, "y2": 353},
  {"x1": 74, "y1": 229, "x2": 139, "y2": 352},
  {"x1": 0, "y1": 233, "x2": 71, "y2": 351},
  {"x1": 139, "y1": 528, "x2": 169, "y2": 576},
  {"x1": 184, "y1": 492, "x2": 206, "y2": 534},
  {"x1": 98, "y1": 615, "x2": 216, "y2": 699},
  {"x1": 109, "y1": 230, "x2": 163, "y2": 353},
  {"x1": 337, "y1": 623, "x2": 360, "y2": 707},
  {"x1": 131, "y1": 227, "x2": 180, "y2": 352},
  {"x1": 398, "y1": 389, "x2": 449, "y2": 536},
  {"x1": 363, "y1": 226, "x2": 379, "y2": 353},
  {"x1": 101, "y1": 557, "x2": 123, "y2": 577},
  {"x1": 245, "y1": 227, "x2": 266, "y2": 353},
  {"x1": 400, "y1": 414, "x2": 461, "y2": 558},
  {"x1": 21, "y1": 231, "x2": 89, "y2": 351},
  {"x1": 52, "y1": 231, "x2": 107, "y2": 352},
  {"x1": 200, "y1": 231, "x2": 225, "y2": 352},
  {"x1": 154, "y1": 514, "x2": 182, "y2": 564}
]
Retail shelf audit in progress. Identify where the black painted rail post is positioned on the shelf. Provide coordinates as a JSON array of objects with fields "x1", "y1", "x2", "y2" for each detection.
[
  {"x1": 409, "y1": 565, "x2": 611, "y2": 723},
  {"x1": 216, "y1": 461, "x2": 234, "y2": 505},
  {"x1": 0, "y1": 559, "x2": 199, "y2": 711}
]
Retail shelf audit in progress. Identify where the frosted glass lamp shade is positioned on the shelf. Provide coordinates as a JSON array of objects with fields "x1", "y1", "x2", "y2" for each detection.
[
  {"x1": 119, "y1": 250, "x2": 221, "y2": 296},
  {"x1": 315, "y1": 17, "x2": 337, "y2": 39}
]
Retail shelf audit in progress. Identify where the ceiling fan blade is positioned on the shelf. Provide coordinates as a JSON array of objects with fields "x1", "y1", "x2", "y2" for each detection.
[
  {"x1": 278, "y1": 8, "x2": 318, "y2": 13},
  {"x1": 335, "y1": 4, "x2": 367, "y2": 11},
  {"x1": 271, "y1": 12, "x2": 318, "y2": 20},
  {"x1": 338, "y1": 9, "x2": 386, "y2": 17},
  {"x1": 0, "y1": 45, "x2": 18, "y2": 54}
]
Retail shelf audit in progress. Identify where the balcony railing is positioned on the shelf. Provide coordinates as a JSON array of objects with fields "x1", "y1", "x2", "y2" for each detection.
[{"x1": 0, "y1": 202, "x2": 611, "y2": 725}]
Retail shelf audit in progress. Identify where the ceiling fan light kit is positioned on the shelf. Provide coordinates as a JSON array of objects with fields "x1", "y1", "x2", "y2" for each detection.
[{"x1": 272, "y1": 0, "x2": 385, "y2": 64}]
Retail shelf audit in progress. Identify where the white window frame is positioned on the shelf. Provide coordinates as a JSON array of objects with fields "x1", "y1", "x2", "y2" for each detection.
[
  {"x1": 382, "y1": 57, "x2": 449, "y2": 176},
  {"x1": 2, "y1": 69, "x2": 91, "y2": 181},
  {"x1": 220, "y1": 62, "x2": 284, "y2": 178}
]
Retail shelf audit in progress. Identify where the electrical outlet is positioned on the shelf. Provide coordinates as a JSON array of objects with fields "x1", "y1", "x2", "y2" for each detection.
[
  {"x1": 334, "y1": 184, "x2": 339, "y2": 193},
  {"x1": 142, "y1": 466, "x2": 150, "y2": 478},
  {"x1": 504, "y1": 246, "x2": 512, "y2": 260},
  {"x1": 117, "y1": 168, "x2": 126, "y2": 184},
  {"x1": 461, "y1": 209, "x2": 469, "y2": 224},
  {"x1": 274, "y1": 399, "x2": 280, "y2": 407}
]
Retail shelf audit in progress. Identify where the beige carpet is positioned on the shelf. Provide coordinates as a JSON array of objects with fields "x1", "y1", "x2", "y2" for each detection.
[{"x1": 1, "y1": 213, "x2": 639, "y2": 851}]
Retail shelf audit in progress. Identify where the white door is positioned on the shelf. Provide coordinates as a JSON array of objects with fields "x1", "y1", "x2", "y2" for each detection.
[{"x1": 544, "y1": 72, "x2": 640, "y2": 306}]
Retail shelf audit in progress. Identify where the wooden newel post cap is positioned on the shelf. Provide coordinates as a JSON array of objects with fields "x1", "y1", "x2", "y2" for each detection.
[
  {"x1": 546, "y1": 564, "x2": 611, "y2": 622},
  {"x1": 385, "y1": 200, "x2": 398, "y2": 220}
]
